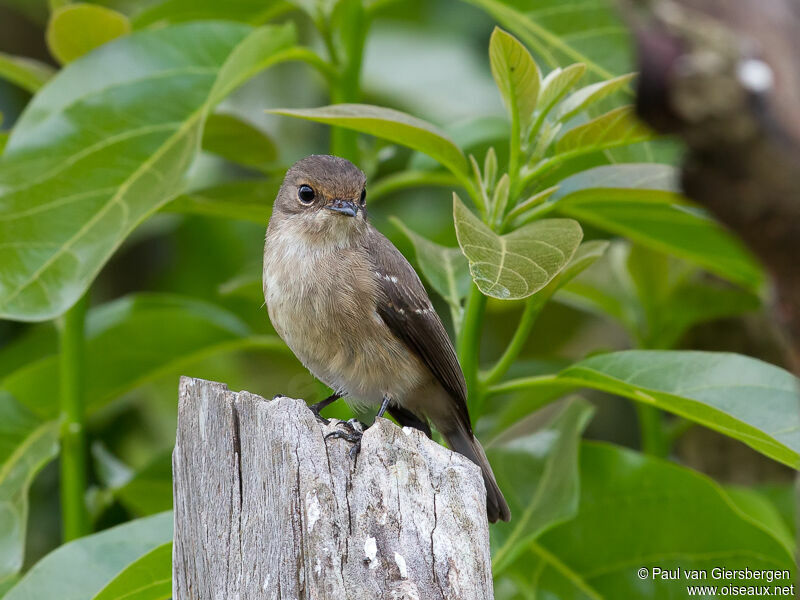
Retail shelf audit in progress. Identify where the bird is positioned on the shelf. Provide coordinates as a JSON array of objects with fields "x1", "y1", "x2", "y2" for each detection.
[{"x1": 262, "y1": 154, "x2": 511, "y2": 523}]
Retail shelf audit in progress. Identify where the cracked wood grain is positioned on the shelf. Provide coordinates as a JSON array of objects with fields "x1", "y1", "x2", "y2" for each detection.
[{"x1": 172, "y1": 377, "x2": 494, "y2": 600}]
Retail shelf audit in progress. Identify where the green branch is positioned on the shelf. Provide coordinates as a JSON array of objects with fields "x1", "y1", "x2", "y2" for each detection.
[{"x1": 59, "y1": 293, "x2": 90, "y2": 541}]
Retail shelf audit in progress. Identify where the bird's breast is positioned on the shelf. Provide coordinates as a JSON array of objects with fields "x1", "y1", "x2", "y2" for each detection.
[{"x1": 263, "y1": 230, "x2": 426, "y2": 404}]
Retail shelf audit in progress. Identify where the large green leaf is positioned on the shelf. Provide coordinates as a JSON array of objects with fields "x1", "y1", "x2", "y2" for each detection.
[
  {"x1": 2, "y1": 294, "x2": 289, "y2": 419},
  {"x1": 462, "y1": 0, "x2": 634, "y2": 82},
  {"x1": 560, "y1": 351, "x2": 800, "y2": 468},
  {"x1": 92, "y1": 542, "x2": 171, "y2": 600},
  {"x1": 516, "y1": 443, "x2": 796, "y2": 599},
  {"x1": 391, "y1": 218, "x2": 470, "y2": 328},
  {"x1": 491, "y1": 351, "x2": 800, "y2": 468},
  {"x1": 453, "y1": 193, "x2": 582, "y2": 299},
  {"x1": 0, "y1": 394, "x2": 59, "y2": 588},
  {"x1": 4, "y1": 512, "x2": 172, "y2": 600},
  {"x1": 164, "y1": 179, "x2": 277, "y2": 224},
  {"x1": 46, "y1": 4, "x2": 131, "y2": 65},
  {"x1": 553, "y1": 165, "x2": 764, "y2": 290},
  {"x1": 489, "y1": 27, "x2": 540, "y2": 136},
  {"x1": 0, "y1": 22, "x2": 297, "y2": 322},
  {"x1": 488, "y1": 398, "x2": 593, "y2": 575},
  {"x1": 269, "y1": 104, "x2": 468, "y2": 176}
]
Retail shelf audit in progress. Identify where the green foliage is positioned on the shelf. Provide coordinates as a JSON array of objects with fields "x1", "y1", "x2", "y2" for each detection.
[
  {"x1": 0, "y1": 2, "x2": 795, "y2": 598},
  {"x1": 4, "y1": 513, "x2": 172, "y2": 600},
  {"x1": 46, "y1": 4, "x2": 131, "y2": 65}
]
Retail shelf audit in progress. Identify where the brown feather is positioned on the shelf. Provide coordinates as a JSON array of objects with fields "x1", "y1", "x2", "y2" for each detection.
[{"x1": 364, "y1": 228, "x2": 472, "y2": 435}]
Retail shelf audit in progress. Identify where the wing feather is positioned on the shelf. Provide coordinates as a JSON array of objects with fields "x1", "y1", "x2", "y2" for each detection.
[{"x1": 365, "y1": 228, "x2": 471, "y2": 433}]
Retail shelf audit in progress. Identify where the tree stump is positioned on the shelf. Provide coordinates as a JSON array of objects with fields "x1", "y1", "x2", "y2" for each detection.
[{"x1": 172, "y1": 377, "x2": 494, "y2": 600}]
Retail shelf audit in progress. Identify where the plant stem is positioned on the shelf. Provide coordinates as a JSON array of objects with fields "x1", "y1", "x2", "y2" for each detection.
[
  {"x1": 328, "y1": 0, "x2": 366, "y2": 161},
  {"x1": 636, "y1": 404, "x2": 669, "y2": 457},
  {"x1": 458, "y1": 284, "x2": 487, "y2": 415},
  {"x1": 59, "y1": 292, "x2": 90, "y2": 541},
  {"x1": 482, "y1": 294, "x2": 546, "y2": 386}
]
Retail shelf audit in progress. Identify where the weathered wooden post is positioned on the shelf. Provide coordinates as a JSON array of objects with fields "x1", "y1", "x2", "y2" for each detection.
[{"x1": 172, "y1": 377, "x2": 494, "y2": 600}]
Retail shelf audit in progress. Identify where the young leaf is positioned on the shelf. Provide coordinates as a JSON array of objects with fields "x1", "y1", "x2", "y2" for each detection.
[
  {"x1": 462, "y1": 0, "x2": 634, "y2": 82},
  {"x1": 489, "y1": 27, "x2": 540, "y2": 135},
  {"x1": 529, "y1": 443, "x2": 795, "y2": 598},
  {"x1": 202, "y1": 113, "x2": 277, "y2": 170},
  {"x1": 164, "y1": 179, "x2": 278, "y2": 224},
  {"x1": 2, "y1": 294, "x2": 289, "y2": 419},
  {"x1": 554, "y1": 106, "x2": 653, "y2": 156},
  {"x1": 488, "y1": 398, "x2": 594, "y2": 575},
  {"x1": 0, "y1": 52, "x2": 55, "y2": 93},
  {"x1": 559, "y1": 351, "x2": 800, "y2": 468},
  {"x1": 46, "y1": 4, "x2": 131, "y2": 65},
  {"x1": 554, "y1": 165, "x2": 764, "y2": 290},
  {"x1": 0, "y1": 22, "x2": 297, "y2": 321},
  {"x1": 269, "y1": 104, "x2": 468, "y2": 176},
  {"x1": 92, "y1": 542, "x2": 171, "y2": 600},
  {"x1": 391, "y1": 218, "x2": 470, "y2": 328},
  {"x1": 536, "y1": 63, "x2": 586, "y2": 117},
  {"x1": 3, "y1": 512, "x2": 172, "y2": 600},
  {"x1": 556, "y1": 72, "x2": 636, "y2": 122},
  {"x1": 0, "y1": 395, "x2": 59, "y2": 587},
  {"x1": 453, "y1": 193, "x2": 582, "y2": 299}
]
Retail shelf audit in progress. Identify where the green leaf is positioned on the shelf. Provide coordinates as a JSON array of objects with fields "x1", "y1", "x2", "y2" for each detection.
[
  {"x1": 116, "y1": 452, "x2": 173, "y2": 517},
  {"x1": 556, "y1": 73, "x2": 636, "y2": 122},
  {"x1": 286, "y1": 0, "x2": 339, "y2": 22},
  {"x1": 131, "y1": 0, "x2": 286, "y2": 28},
  {"x1": 554, "y1": 106, "x2": 653, "y2": 156},
  {"x1": 560, "y1": 351, "x2": 800, "y2": 468},
  {"x1": 453, "y1": 193, "x2": 582, "y2": 299},
  {"x1": 529, "y1": 442, "x2": 795, "y2": 598},
  {"x1": 559, "y1": 242, "x2": 760, "y2": 348},
  {"x1": 269, "y1": 104, "x2": 468, "y2": 176},
  {"x1": 165, "y1": 179, "x2": 277, "y2": 224},
  {"x1": 2, "y1": 294, "x2": 289, "y2": 419},
  {"x1": 488, "y1": 398, "x2": 594, "y2": 574},
  {"x1": 536, "y1": 63, "x2": 586, "y2": 117},
  {"x1": 46, "y1": 4, "x2": 131, "y2": 65},
  {"x1": 0, "y1": 394, "x2": 59, "y2": 588},
  {"x1": 202, "y1": 113, "x2": 277, "y2": 170},
  {"x1": 391, "y1": 218, "x2": 470, "y2": 329},
  {"x1": 462, "y1": 0, "x2": 634, "y2": 82},
  {"x1": 489, "y1": 27, "x2": 540, "y2": 135},
  {"x1": 0, "y1": 22, "x2": 297, "y2": 321},
  {"x1": 554, "y1": 165, "x2": 764, "y2": 290},
  {"x1": 4, "y1": 512, "x2": 172, "y2": 600},
  {"x1": 725, "y1": 487, "x2": 795, "y2": 555},
  {"x1": 0, "y1": 53, "x2": 55, "y2": 93},
  {"x1": 91, "y1": 542, "x2": 171, "y2": 600}
]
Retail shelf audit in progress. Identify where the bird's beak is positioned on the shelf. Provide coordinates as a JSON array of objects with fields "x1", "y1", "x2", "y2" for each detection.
[{"x1": 325, "y1": 198, "x2": 358, "y2": 218}]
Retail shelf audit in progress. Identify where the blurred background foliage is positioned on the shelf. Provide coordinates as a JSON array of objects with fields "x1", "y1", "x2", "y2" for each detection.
[{"x1": 0, "y1": 0, "x2": 796, "y2": 598}]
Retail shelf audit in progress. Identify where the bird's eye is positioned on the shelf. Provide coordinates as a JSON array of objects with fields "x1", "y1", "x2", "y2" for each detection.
[
  {"x1": 298, "y1": 184, "x2": 315, "y2": 204},
  {"x1": 360, "y1": 188, "x2": 367, "y2": 205}
]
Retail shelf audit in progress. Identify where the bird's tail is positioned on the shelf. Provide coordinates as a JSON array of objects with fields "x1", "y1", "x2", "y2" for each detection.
[{"x1": 442, "y1": 425, "x2": 511, "y2": 523}]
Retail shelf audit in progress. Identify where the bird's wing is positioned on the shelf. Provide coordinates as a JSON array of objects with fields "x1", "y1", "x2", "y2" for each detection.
[{"x1": 365, "y1": 228, "x2": 471, "y2": 433}]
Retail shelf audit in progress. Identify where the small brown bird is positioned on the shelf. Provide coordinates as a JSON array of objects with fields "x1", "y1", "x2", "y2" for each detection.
[{"x1": 263, "y1": 154, "x2": 510, "y2": 522}]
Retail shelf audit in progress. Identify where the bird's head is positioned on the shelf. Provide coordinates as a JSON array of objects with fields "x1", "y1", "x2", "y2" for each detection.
[{"x1": 271, "y1": 155, "x2": 368, "y2": 243}]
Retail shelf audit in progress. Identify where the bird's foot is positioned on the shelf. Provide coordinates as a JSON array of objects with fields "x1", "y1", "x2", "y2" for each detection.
[
  {"x1": 308, "y1": 401, "x2": 331, "y2": 425},
  {"x1": 325, "y1": 419, "x2": 364, "y2": 460}
]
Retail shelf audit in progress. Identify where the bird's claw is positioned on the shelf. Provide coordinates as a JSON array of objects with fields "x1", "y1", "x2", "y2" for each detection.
[
  {"x1": 309, "y1": 403, "x2": 330, "y2": 425},
  {"x1": 324, "y1": 419, "x2": 364, "y2": 460}
]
